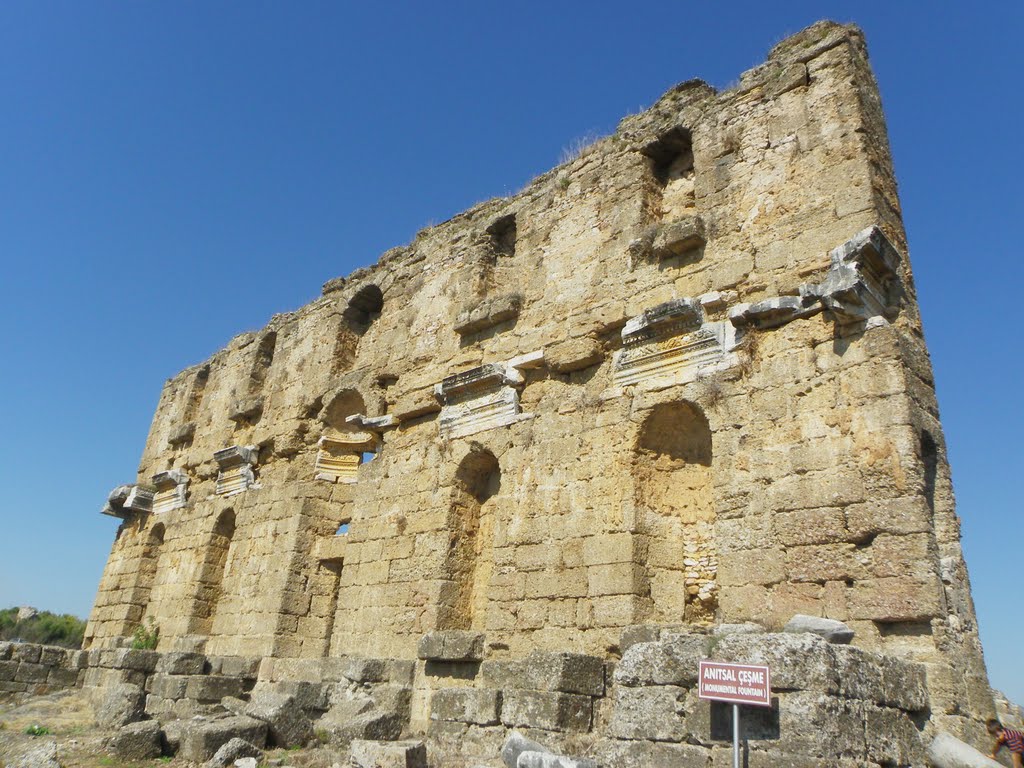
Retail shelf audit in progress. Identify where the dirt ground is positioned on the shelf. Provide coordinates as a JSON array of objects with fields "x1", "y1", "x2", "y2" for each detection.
[{"x1": 0, "y1": 692, "x2": 340, "y2": 768}]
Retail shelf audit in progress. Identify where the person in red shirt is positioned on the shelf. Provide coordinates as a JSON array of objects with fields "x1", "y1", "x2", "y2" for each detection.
[{"x1": 988, "y1": 718, "x2": 1024, "y2": 767}]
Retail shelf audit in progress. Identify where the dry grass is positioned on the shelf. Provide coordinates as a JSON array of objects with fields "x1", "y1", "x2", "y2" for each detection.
[{"x1": 558, "y1": 130, "x2": 605, "y2": 165}]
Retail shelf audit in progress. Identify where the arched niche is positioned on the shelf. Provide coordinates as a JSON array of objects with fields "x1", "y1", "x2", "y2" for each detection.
[
  {"x1": 344, "y1": 285, "x2": 384, "y2": 331},
  {"x1": 190, "y1": 509, "x2": 236, "y2": 636},
  {"x1": 315, "y1": 389, "x2": 377, "y2": 483},
  {"x1": 248, "y1": 331, "x2": 277, "y2": 395},
  {"x1": 333, "y1": 284, "x2": 383, "y2": 374},
  {"x1": 134, "y1": 522, "x2": 165, "y2": 631},
  {"x1": 439, "y1": 449, "x2": 501, "y2": 631},
  {"x1": 635, "y1": 401, "x2": 716, "y2": 623},
  {"x1": 641, "y1": 127, "x2": 697, "y2": 220}
]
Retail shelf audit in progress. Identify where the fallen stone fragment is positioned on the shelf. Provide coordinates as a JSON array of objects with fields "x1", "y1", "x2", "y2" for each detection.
[
  {"x1": 349, "y1": 738, "x2": 427, "y2": 768},
  {"x1": 783, "y1": 614, "x2": 855, "y2": 644},
  {"x1": 244, "y1": 690, "x2": 312, "y2": 748},
  {"x1": 316, "y1": 707, "x2": 404, "y2": 748},
  {"x1": 179, "y1": 715, "x2": 267, "y2": 762},
  {"x1": 94, "y1": 682, "x2": 146, "y2": 728},
  {"x1": 502, "y1": 731, "x2": 551, "y2": 768},
  {"x1": 1, "y1": 737, "x2": 62, "y2": 768},
  {"x1": 926, "y1": 732, "x2": 1001, "y2": 768},
  {"x1": 517, "y1": 751, "x2": 598, "y2": 768},
  {"x1": 203, "y1": 736, "x2": 263, "y2": 768},
  {"x1": 108, "y1": 719, "x2": 163, "y2": 760}
]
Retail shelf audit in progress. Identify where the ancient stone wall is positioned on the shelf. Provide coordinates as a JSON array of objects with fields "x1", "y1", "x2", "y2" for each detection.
[
  {"x1": 0, "y1": 642, "x2": 85, "y2": 696},
  {"x1": 84, "y1": 19, "x2": 995, "y2": 745}
]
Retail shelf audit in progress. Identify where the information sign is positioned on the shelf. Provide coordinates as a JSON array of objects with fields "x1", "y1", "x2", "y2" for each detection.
[{"x1": 697, "y1": 660, "x2": 772, "y2": 707}]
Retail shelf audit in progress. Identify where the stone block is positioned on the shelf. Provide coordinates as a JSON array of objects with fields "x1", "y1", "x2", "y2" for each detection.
[
  {"x1": 38, "y1": 646, "x2": 67, "y2": 666},
  {"x1": 111, "y1": 648, "x2": 160, "y2": 672},
  {"x1": 228, "y1": 395, "x2": 264, "y2": 423},
  {"x1": 67, "y1": 650, "x2": 91, "y2": 669},
  {"x1": 204, "y1": 737, "x2": 263, "y2": 768},
  {"x1": 608, "y1": 685, "x2": 690, "y2": 742},
  {"x1": 595, "y1": 739, "x2": 709, "y2": 768},
  {"x1": 926, "y1": 731, "x2": 1002, "y2": 768},
  {"x1": 830, "y1": 645, "x2": 883, "y2": 703},
  {"x1": 317, "y1": 708, "x2": 405, "y2": 747},
  {"x1": 614, "y1": 634, "x2": 705, "y2": 687},
  {"x1": 0, "y1": 641, "x2": 12, "y2": 660},
  {"x1": 844, "y1": 497, "x2": 931, "y2": 540},
  {"x1": 15, "y1": 662, "x2": 49, "y2": 684},
  {"x1": 482, "y1": 659, "x2": 525, "y2": 689},
  {"x1": 501, "y1": 731, "x2": 551, "y2": 768},
  {"x1": 864, "y1": 704, "x2": 926, "y2": 766},
  {"x1": 846, "y1": 577, "x2": 944, "y2": 622},
  {"x1": 384, "y1": 659, "x2": 416, "y2": 685},
  {"x1": 370, "y1": 685, "x2": 413, "y2": 720},
  {"x1": 350, "y1": 739, "x2": 427, "y2": 768},
  {"x1": 324, "y1": 687, "x2": 375, "y2": 719},
  {"x1": 12, "y1": 644, "x2": 41, "y2": 664},
  {"x1": 776, "y1": 692, "x2": 866, "y2": 760},
  {"x1": 546, "y1": 338, "x2": 603, "y2": 373},
  {"x1": 1, "y1": 737, "x2": 61, "y2": 768},
  {"x1": 257, "y1": 679, "x2": 330, "y2": 712},
  {"x1": 618, "y1": 625, "x2": 664, "y2": 653},
  {"x1": 185, "y1": 675, "x2": 248, "y2": 702},
  {"x1": 210, "y1": 655, "x2": 260, "y2": 678},
  {"x1": 178, "y1": 715, "x2": 268, "y2": 762},
  {"x1": 158, "y1": 651, "x2": 207, "y2": 675},
  {"x1": 417, "y1": 630, "x2": 485, "y2": 662},
  {"x1": 783, "y1": 614, "x2": 854, "y2": 644},
  {"x1": 94, "y1": 683, "x2": 147, "y2": 728},
  {"x1": 517, "y1": 752, "x2": 597, "y2": 768},
  {"x1": 108, "y1": 720, "x2": 163, "y2": 761},
  {"x1": 244, "y1": 691, "x2": 312, "y2": 748},
  {"x1": 431, "y1": 688, "x2": 502, "y2": 725},
  {"x1": 501, "y1": 690, "x2": 592, "y2": 733},
  {"x1": 712, "y1": 632, "x2": 838, "y2": 693},
  {"x1": 46, "y1": 667, "x2": 80, "y2": 688},
  {"x1": 879, "y1": 655, "x2": 928, "y2": 712},
  {"x1": 773, "y1": 507, "x2": 847, "y2": 547},
  {"x1": 148, "y1": 673, "x2": 189, "y2": 699},
  {"x1": 652, "y1": 216, "x2": 706, "y2": 258},
  {"x1": 341, "y1": 656, "x2": 387, "y2": 683},
  {"x1": 0, "y1": 659, "x2": 19, "y2": 680},
  {"x1": 525, "y1": 650, "x2": 604, "y2": 696},
  {"x1": 785, "y1": 543, "x2": 861, "y2": 583},
  {"x1": 161, "y1": 719, "x2": 185, "y2": 753}
]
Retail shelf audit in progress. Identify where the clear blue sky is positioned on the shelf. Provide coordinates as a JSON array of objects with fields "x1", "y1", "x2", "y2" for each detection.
[{"x1": 1, "y1": 2, "x2": 1020, "y2": 701}]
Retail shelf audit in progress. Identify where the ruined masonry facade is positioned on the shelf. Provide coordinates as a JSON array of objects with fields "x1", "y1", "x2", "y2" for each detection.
[{"x1": 85, "y1": 20, "x2": 995, "y2": 757}]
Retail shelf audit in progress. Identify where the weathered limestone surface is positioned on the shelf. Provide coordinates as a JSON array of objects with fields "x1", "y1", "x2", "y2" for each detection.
[
  {"x1": 81, "y1": 19, "x2": 998, "y2": 765},
  {"x1": 108, "y1": 720, "x2": 163, "y2": 761}
]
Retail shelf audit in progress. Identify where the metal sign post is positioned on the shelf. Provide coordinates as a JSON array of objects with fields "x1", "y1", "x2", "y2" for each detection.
[
  {"x1": 733, "y1": 703, "x2": 740, "y2": 768},
  {"x1": 697, "y1": 660, "x2": 772, "y2": 768}
]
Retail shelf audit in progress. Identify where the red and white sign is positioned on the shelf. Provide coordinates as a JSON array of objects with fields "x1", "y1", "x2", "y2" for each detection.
[{"x1": 698, "y1": 660, "x2": 771, "y2": 707}]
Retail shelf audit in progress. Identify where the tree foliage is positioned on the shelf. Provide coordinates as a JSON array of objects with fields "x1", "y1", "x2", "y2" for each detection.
[{"x1": 0, "y1": 607, "x2": 86, "y2": 648}]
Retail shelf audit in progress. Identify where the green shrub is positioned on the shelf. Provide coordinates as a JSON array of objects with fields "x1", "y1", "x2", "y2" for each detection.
[
  {"x1": 25, "y1": 724, "x2": 52, "y2": 736},
  {"x1": 0, "y1": 607, "x2": 86, "y2": 648},
  {"x1": 130, "y1": 619, "x2": 159, "y2": 650}
]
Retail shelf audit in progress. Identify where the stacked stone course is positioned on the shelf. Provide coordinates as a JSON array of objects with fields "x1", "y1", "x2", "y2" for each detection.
[
  {"x1": 0, "y1": 642, "x2": 85, "y2": 695},
  {"x1": 76, "y1": 19, "x2": 1002, "y2": 765}
]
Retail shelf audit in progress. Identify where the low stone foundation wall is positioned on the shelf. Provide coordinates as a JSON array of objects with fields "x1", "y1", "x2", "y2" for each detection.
[
  {"x1": 409, "y1": 628, "x2": 933, "y2": 766},
  {"x1": 0, "y1": 628, "x2": 976, "y2": 766},
  {"x1": 0, "y1": 642, "x2": 87, "y2": 695}
]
